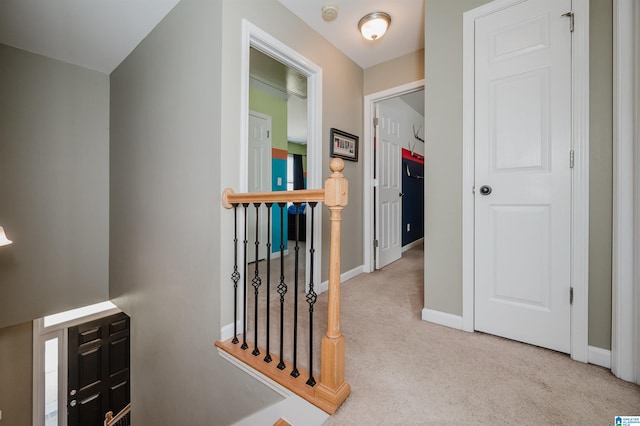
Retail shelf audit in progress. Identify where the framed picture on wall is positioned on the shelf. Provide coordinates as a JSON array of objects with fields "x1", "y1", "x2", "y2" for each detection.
[{"x1": 330, "y1": 128, "x2": 359, "y2": 162}]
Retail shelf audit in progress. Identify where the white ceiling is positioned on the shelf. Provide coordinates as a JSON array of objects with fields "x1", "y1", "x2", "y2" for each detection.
[
  {"x1": 0, "y1": 1, "x2": 423, "y2": 75},
  {"x1": 277, "y1": 0, "x2": 425, "y2": 69},
  {"x1": 0, "y1": 0, "x2": 424, "y2": 145},
  {"x1": 0, "y1": 0, "x2": 181, "y2": 74}
]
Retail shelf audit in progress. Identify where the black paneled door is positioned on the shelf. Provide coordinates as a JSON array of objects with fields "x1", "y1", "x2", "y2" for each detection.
[{"x1": 67, "y1": 312, "x2": 130, "y2": 426}]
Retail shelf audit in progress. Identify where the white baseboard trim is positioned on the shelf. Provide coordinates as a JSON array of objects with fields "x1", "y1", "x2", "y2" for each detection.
[
  {"x1": 421, "y1": 312, "x2": 611, "y2": 368},
  {"x1": 269, "y1": 249, "x2": 289, "y2": 260},
  {"x1": 340, "y1": 265, "x2": 364, "y2": 285},
  {"x1": 422, "y1": 308, "x2": 464, "y2": 330},
  {"x1": 220, "y1": 320, "x2": 242, "y2": 341},
  {"x1": 402, "y1": 238, "x2": 424, "y2": 252},
  {"x1": 318, "y1": 265, "x2": 364, "y2": 294},
  {"x1": 218, "y1": 349, "x2": 328, "y2": 426},
  {"x1": 588, "y1": 346, "x2": 611, "y2": 369}
]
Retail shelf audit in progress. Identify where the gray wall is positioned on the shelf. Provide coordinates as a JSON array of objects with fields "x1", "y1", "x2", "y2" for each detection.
[
  {"x1": 0, "y1": 321, "x2": 32, "y2": 425},
  {"x1": 364, "y1": 49, "x2": 425, "y2": 96},
  {"x1": 424, "y1": 0, "x2": 493, "y2": 316},
  {"x1": 0, "y1": 44, "x2": 109, "y2": 329},
  {"x1": 111, "y1": 1, "x2": 366, "y2": 421},
  {"x1": 109, "y1": 1, "x2": 283, "y2": 424},
  {"x1": 423, "y1": 0, "x2": 614, "y2": 349},
  {"x1": 588, "y1": 0, "x2": 613, "y2": 350}
]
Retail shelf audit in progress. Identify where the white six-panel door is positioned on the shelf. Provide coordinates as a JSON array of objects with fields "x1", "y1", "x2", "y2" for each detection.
[
  {"x1": 474, "y1": 0, "x2": 572, "y2": 353},
  {"x1": 248, "y1": 111, "x2": 271, "y2": 261},
  {"x1": 375, "y1": 103, "x2": 403, "y2": 269}
]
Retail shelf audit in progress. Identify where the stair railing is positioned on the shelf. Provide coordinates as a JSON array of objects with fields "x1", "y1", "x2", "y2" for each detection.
[
  {"x1": 216, "y1": 158, "x2": 350, "y2": 414},
  {"x1": 104, "y1": 403, "x2": 131, "y2": 426}
]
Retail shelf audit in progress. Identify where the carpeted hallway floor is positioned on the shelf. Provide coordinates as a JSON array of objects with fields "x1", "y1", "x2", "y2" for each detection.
[
  {"x1": 245, "y1": 243, "x2": 640, "y2": 424},
  {"x1": 323, "y1": 244, "x2": 640, "y2": 425}
]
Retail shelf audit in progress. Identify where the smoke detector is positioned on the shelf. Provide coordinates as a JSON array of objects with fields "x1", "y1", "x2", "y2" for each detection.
[{"x1": 322, "y1": 4, "x2": 339, "y2": 22}]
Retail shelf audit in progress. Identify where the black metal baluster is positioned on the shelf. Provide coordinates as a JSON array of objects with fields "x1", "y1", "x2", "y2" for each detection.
[
  {"x1": 291, "y1": 203, "x2": 301, "y2": 378},
  {"x1": 277, "y1": 203, "x2": 287, "y2": 370},
  {"x1": 264, "y1": 203, "x2": 273, "y2": 363},
  {"x1": 252, "y1": 203, "x2": 262, "y2": 356},
  {"x1": 241, "y1": 203, "x2": 250, "y2": 350},
  {"x1": 231, "y1": 204, "x2": 240, "y2": 344},
  {"x1": 306, "y1": 202, "x2": 318, "y2": 386}
]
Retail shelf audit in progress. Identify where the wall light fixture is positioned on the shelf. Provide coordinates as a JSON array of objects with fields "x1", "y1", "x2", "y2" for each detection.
[{"x1": 0, "y1": 226, "x2": 13, "y2": 247}]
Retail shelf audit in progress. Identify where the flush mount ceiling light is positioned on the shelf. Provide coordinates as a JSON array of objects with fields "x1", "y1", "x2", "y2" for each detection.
[{"x1": 358, "y1": 12, "x2": 391, "y2": 41}]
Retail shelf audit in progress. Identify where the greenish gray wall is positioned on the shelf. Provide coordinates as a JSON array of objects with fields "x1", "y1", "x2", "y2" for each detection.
[
  {"x1": 0, "y1": 321, "x2": 32, "y2": 425},
  {"x1": 109, "y1": 1, "x2": 282, "y2": 424},
  {"x1": 364, "y1": 49, "x2": 425, "y2": 95},
  {"x1": 588, "y1": 0, "x2": 613, "y2": 350},
  {"x1": 0, "y1": 44, "x2": 109, "y2": 329},
  {"x1": 250, "y1": 87, "x2": 288, "y2": 151},
  {"x1": 424, "y1": 0, "x2": 614, "y2": 349},
  {"x1": 218, "y1": 0, "x2": 364, "y2": 323},
  {"x1": 288, "y1": 142, "x2": 307, "y2": 156},
  {"x1": 424, "y1": 0, "x2": 493, "y2": 316}
]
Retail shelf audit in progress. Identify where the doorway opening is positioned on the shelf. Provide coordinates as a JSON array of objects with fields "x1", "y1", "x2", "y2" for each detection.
[
  {"x1": 241, "y1": 20, "x2": 322, "y2": 296},
  {"x1": 248, "y1": 45, "x2": 309, "y2": 265},
  {"x1": 33, "y1": 301, "x2": 128, "y2": 426},
  {"x1": 363, "y1": 80, "x2": 425, "y2": 273}
]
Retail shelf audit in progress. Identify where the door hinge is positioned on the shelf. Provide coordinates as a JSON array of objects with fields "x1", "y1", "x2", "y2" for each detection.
[
  {"x1": 267, "y1": 130, "x2": 270, "y2": 138},
  {"x1": 373, "y1": 117, "x2": 379, "y2": 127},
  {"x1": 570, "y1": 287, "x2": 574, "y2": 304},
  {"x1": 562, "y1": 12, "x2": 574, "y2": 32},
  {"x1": 374, "y1": 239, "x2": 379, "y2": 248},
  {"x1": 570, "y1": 149, "x2": 575, "y2": 168}
]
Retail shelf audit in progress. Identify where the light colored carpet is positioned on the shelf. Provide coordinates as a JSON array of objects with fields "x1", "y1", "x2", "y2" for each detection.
[
  {"x1": 245, "y1": 241, "x2": 322, "y2": 378},
  {"x1": 325, "y1": 244, "x2": 640, "y2": 425},
  {"x1": 245, "y1": 243, "x2": 640, "y2": 424}
]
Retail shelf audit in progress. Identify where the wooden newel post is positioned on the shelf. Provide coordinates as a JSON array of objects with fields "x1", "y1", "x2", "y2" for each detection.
[{"x1": 315, "y1": 158, "x2": 351, "y2": 411}]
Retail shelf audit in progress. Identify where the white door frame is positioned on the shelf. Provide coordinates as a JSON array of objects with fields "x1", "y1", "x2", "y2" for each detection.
[
  {"x1": 32, "y1": 303, "x2": 121, "y2": 426},
  {"x1": 247, "y1": 110, "x2": 272, "y2": 261},
  {"x1": 363, "y1": 80, "x2": 425, "y2": 273},
  {"x1": 461, "y1": 0, "x2": 590, "y2": 362},
  {"x1": 240, "y1": 20, "x2": 323, "y2": 293},
  {"x1": 612, "y1": 0, "x2": 640, "y2": 384}
]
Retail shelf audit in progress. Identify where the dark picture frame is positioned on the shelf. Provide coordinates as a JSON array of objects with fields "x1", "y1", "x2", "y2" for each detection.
[{"x1": 330, "y1": 128, "x2": 359, "y2": 162}]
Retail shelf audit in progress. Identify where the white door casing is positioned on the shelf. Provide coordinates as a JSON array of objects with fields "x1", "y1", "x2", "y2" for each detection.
[
  {"x1": 375, "y1": 103, "x2": 403, "y2": 269},
  {"x1": 33, "y1": 302, "x2": 121, "y2": 426},
  {"x1": 222, "y1": 20, "x2": 323, "y2": 341},
  {"x1": 473, "y1": 0, "x2": 572, "y2": 353},
  {"x1": 247, "y1": 111, "x2": 271, "y2": 261},
  {"x1": 612, "y1": 0, "x2": 640, "y2": 384}
]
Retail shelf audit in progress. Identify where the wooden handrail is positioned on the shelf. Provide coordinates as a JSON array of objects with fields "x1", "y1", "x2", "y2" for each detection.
[
  {"x1": 222, "y1": 188, "x2": 325, "y2": 208},
  {"x1": 104, "y1": 403, "x2": 131, "y2": 426},
  {"x1": 217, "y1": 158, "x2": 350, "y2": 414}
]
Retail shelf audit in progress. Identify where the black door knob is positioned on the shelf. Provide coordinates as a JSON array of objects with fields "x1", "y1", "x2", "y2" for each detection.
[{"x1": 479, "y1": 185, "x2": 492, "y2": 195}]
